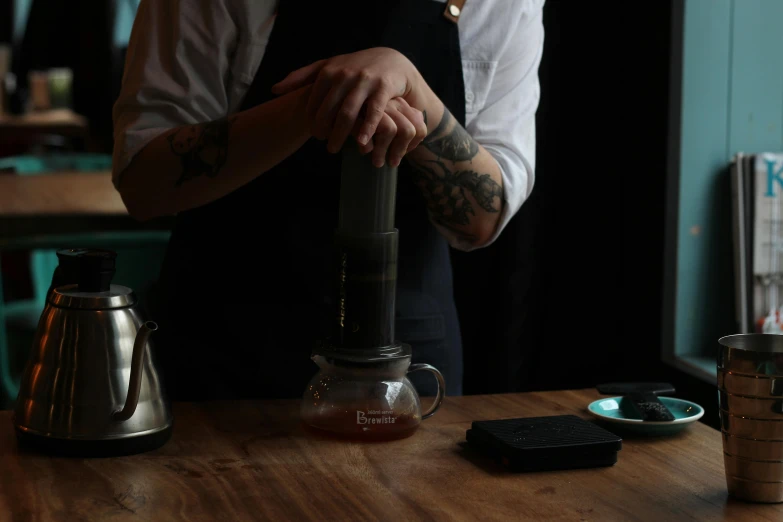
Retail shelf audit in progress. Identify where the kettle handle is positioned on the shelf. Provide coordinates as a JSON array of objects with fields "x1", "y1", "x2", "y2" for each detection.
[{"x1": 112, "y1": 321, "x2": 158, "y2": 422}]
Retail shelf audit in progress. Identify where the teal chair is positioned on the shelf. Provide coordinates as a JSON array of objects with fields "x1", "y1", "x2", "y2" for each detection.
[{"x1": 0, "y1": 153, "x2": 113, "y2": 174}]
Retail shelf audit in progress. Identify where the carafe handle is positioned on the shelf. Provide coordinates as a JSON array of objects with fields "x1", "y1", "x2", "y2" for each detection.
[
  {"x1": 408, "y1": 363, "x2": 445, "y2": 420},
  {"x1": 113, "y1": 321, "x2": 158, "y2": 422}
]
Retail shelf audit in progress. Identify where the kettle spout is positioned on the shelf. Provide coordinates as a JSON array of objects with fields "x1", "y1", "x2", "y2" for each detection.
[{"x1": 112, "y1": 321, "x2": 158, "y2": 422}]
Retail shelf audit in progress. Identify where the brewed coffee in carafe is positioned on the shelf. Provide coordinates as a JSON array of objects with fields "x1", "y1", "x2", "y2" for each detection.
[
  {"x1": 301, "y1": 355, "x2": 444, "y2": 441},
  {"x1": 301, "y1": 143, "x2": 445, "y2": 440}
]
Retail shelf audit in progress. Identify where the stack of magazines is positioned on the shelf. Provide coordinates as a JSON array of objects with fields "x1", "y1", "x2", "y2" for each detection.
[{"x1": 731, "y1": 153, "x2": 783, "y2": 334}]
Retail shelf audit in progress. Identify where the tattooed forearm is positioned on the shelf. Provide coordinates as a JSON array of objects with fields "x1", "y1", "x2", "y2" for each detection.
[
  {"x1": 421, "y1": 108, "x2": 479, "y2": 162},
  {"x1": 412, "y1": 160, "x2": 475, "y2": 225},
  {"x1": 459, "y1": 170, "x2": 504, "y2": 212},
  {"x1": 408, "y1": 106, "x2": 504, "y2": 240},
  {"x1": 410, "y1": 158, "x2": 503, "y2": 227},
  {"x1": 168, "y1": 117, "x2": 236, "y2": 186}
]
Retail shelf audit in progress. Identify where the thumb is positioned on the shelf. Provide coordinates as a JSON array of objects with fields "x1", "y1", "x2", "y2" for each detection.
[{"x1": 271, "y1": 59, "x2": 326, "y2": 94}]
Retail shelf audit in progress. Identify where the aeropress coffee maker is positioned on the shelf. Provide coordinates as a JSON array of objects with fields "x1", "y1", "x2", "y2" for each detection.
[{"x1": 301, "y1": 143, "x2": 446, "y2": 440}]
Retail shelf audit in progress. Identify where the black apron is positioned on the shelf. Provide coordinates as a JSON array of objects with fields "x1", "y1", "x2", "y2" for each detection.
[{"x1": 153, "y1": 0, "x2": 465, "y2": 400}]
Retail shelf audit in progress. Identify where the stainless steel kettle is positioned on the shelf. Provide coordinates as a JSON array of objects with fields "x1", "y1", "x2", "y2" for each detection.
[{"x1": 13, "y1": 249, "x2": 172, "y2": 456}]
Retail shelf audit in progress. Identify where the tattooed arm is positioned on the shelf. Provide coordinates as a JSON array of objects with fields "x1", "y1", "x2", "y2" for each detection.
[
  {"x1": 405, "y1": 100, "x2": 504, "y2": 248},
  {"x1": 117, "y1": 86, "x2": 312, "y2": 221}
]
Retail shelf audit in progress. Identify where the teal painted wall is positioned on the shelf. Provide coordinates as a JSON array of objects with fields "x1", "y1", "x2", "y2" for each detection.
[
  {"x1": 675, "y1": 0, "x2": 783, "y2": 358},
  {"x1": 728, "y1": 1, "x2": 783, "y2": 152}
]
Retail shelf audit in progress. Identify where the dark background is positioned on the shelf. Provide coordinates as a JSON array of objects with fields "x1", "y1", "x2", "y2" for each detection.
[
  {"x1": 457, "y1": 0, "x2": 671, "y2": 391},
  {"x1": 454, "y1": 0, "x2": 717, "y2": 425},
  {"x1": 2, "y1": 0, "x2": 717, "y2": 421}
]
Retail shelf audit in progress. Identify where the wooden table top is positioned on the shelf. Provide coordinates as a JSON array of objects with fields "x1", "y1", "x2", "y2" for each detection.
[
  {"x1": 0, "y1": 170, "x2": 175, "y2": 240},
  {"x1": 0, "y1": 390, "x2": 783, "y2": 522},
  {"x1": 0, "y1": 109, "x2": 88, "y2": 138},
  {"x1": 0, "y1": 171, "x2": 126, "y2": 216},
  {"x1": 1, "y1": 389, "x2": 778, "y2": 522}
]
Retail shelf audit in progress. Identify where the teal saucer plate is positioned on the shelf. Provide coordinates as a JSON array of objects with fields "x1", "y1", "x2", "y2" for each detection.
[{"x1": 587, "y1": 396, "x2": 704, "y2": 436}]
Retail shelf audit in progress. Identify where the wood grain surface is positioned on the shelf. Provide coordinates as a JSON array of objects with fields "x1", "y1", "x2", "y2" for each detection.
[
  {"x1": 0, "y1": 109, "x2": 88, "y2": 138},
  {"x1": 1, "y1": 389, "x2": 779, "y2": 522},
  {"x1": 0, "y1": 171, "x2": 126, "y2": 216}
]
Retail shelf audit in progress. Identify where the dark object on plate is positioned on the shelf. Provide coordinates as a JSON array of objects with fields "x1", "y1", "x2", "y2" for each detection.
[
  {"x1": 596, "y1": 382, "x2": 676, "y2": 422},
  {"x1": 465, "y1": 415, "x2": 622, "y2": 472}
]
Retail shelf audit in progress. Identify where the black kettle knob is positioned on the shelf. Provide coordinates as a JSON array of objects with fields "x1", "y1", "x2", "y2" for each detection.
[
  {"x1": 77, "y1": 250, "x2": 117, "y2": 292},
  {"x1": 53, "y1": 248, "x2": 88, "y2": 288},
  {"x1": 52, "y1": 248, "x2": 117, "y2": 293}
]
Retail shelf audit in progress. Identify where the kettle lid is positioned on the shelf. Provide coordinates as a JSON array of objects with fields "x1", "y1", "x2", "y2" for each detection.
[{"x1": 50, "y1": 284, "x2": 136, "y2": 310}]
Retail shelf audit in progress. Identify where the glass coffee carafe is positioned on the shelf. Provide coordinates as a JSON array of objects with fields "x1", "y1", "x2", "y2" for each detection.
[{"x1": 301, "y1": 350, "x2": 444, "y2": 441}]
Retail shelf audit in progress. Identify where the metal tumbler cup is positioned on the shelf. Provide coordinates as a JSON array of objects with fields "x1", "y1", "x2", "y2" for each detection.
[{"x1": 719, "y1": 334, "x2": 783, "y2": 503}]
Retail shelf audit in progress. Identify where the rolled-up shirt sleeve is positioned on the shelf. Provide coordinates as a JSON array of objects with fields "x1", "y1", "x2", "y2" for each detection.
[
  {"x1": 460, "y1": 0, "x2": 544, "y2": 250},
  {"x1": 112, "y1": 0, "x2": 238, "y2": 188}
]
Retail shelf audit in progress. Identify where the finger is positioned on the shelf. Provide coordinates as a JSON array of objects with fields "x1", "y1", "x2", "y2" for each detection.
[
  {"x1": 371, "y1": 114, "x2": 397, "y2": 168},
  {"x1": 314, "y1": 80, "x2": 354, "y2": 144},
  {"x1": 271, "y1": 60, "x2": 326, "y2": 94},
  {"x1": 350, "y1": 120, "x2": 374, "y2": 154},
  {"x1": 357, "y1": 86, "x2": 393, "y2": 146},
  {"x1": 306, "y1": 73, "x2": 334, "y2": 139},
  {"x1": 327, "y1": 81, "x2": 373, "y2": 153},
  {"x1": 394, "y1": 102, "x2": 427, "y2": 153},
  {"x1": 384, "y1": 107, "x2": 417, "y2": 167}
]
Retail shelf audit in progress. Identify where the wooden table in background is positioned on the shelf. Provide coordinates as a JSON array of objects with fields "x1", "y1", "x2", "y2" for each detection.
[
  {"x1": 0, "y1": 109, "x2": 88, "y2": 139},
  {"x1": 0, "y1": 170, "x2": 173, "y2": 240},
  {"x1": 0, "y1": 170, "x2": 125, "y2": 216},
  {"x1": 0, "y1": 389, "x2": 778, "y2": 521}
]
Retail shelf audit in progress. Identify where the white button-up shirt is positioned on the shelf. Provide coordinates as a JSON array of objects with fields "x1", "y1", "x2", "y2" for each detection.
[{"x1": 113, "y1": 0, "x2": 544, "y2": 250}]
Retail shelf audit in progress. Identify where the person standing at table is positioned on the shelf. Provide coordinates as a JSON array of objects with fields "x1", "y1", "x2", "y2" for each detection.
[{"x1": 112, "y1": 0, "x2": 544, "y2": 400}]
